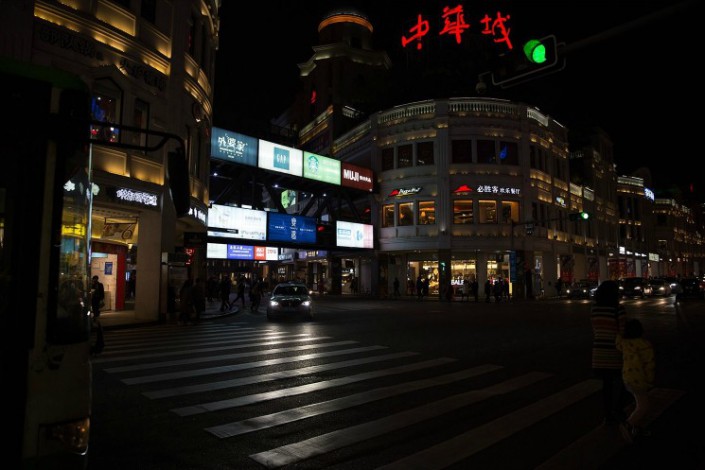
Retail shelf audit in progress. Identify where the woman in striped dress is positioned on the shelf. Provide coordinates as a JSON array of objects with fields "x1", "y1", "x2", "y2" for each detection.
[{"x1": 591, "y1": 280, "x2": 628, "y2": 425}]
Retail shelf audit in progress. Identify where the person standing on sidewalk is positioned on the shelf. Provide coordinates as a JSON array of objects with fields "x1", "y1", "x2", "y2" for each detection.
[
  {"x1": 616, "y1": 318, "x2": 656, "y2": 443},
  {"x1": 591, "y1": 280, "x2": 628, "y2": 426}
]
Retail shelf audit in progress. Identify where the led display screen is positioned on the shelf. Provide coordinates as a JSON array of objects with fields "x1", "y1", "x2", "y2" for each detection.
[
  {"x1": 336, "y1": 220, "x2": 374, "y2": 248},
  {"x1": 267, "y1": 212, "x2": 317, "y2": 244},
  {"x1": 207, "y1": 204, "x2": 267, "y2": 240}
]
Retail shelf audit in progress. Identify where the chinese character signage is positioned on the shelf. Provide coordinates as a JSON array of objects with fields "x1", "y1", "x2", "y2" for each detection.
[
  {"x1": 207, "y1": 243, "x2": 280, "y2": 260},
  {"x1": 401, "y1": 5, "x2": 513, "y2": 52},
  {"x1": 210, "y1": 127, "x2": 258, "y2": 166}
]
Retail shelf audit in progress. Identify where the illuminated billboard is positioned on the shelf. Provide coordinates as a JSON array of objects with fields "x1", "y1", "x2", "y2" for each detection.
[
  {"x1": 207, "y1": 243, "x2": 279, "y2": 260},
  {"x1": 267, "y1": 212, "x2": 317, "y2": 244},
  {"x1": 336, "y1": 220, "x2": 374, "y2": 248},
  {"x1": 210, "y1": 127, "x2": 258, "y2": 166},
  {"x1": 341, "y1": 162, "x2": 374, "y2": 191},
  {"x1": 303, "y1": 151, "x2": 341, "y2": 185},
  {"x1": 258, "y1": 139, "x2": 303, "y2": 177},
  {"x1": 207, "y1": 204, "x2": 267, "y2": 240}
]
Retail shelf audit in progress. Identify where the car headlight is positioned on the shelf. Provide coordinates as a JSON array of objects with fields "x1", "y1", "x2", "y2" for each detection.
[
  {"x1": 269, "y1": 300, "x2": 279, "y2": 307},
  {"x1": 302, "y1": 300, "x2": 311, "y2": 307}
]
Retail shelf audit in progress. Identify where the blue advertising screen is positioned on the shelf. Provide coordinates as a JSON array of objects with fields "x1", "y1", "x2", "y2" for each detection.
[
  {"x1": 226, "y1": 244, "x2": 255, "y2": 260},
  {"x1": 267, "y1": 212, "x2": 317, "y2": 244}
]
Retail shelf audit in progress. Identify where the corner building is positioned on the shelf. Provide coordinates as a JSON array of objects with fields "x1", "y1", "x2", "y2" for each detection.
[
  {"x1": 1, "y1": 1, "x2": 219, "y2": 321},
  {"x1": 333, "y1": 97, "x2": 616, "y2": 298}
]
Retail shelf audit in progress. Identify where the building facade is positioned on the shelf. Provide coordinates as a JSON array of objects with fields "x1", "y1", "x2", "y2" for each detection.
[{"x1": 1, "y1": 0, "x2": 219, "y2": 321}]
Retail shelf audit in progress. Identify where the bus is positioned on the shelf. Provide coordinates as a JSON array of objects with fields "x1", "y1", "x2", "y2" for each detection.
[{"x1": 1, "y1": 59, "x2": 93, "y2": 469}]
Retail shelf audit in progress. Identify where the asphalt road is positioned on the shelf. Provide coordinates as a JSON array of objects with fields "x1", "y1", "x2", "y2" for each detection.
[{"x1": 88, "y1": 296, "x2": 704, "y2": 469}]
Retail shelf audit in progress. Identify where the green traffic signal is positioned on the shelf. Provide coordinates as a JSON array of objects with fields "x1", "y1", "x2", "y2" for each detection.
[
  {"x1": 523, "y1": 39, "x2": 547, "y2": 64},
  {"x1": 569, "y1": 211, "x2": 590, "y2": 221}
]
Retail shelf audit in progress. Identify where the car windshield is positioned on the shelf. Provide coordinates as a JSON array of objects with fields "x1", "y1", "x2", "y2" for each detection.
[{"x1": 275, "y1": 285, "x2": 308, "y2": 296}]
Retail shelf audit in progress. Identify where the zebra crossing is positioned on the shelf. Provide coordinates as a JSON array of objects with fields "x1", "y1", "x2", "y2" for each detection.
[{"x1": 92, "y1": 321, "x2": 683, "y2": 469}]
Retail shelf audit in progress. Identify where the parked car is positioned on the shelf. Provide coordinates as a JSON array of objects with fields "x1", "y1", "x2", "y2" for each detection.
[
  {"x1": 675, "y1": 278, "x2": 705, "y2": 300},
  {"x1": 648, "y1": 278, "x2": 672, "y2": 297},
  {"x1": 565, "y1": 280, "x2": 598, "y2": 299},
  {"x1": 619, "y1": 277, "x2": 652, "y2": 298},
  {"x1": 266, "y1": 282, "x2": 314, "y2": 320}
]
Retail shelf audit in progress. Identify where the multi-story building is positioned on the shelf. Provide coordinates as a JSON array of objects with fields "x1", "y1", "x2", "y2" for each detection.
[{"x1": 1, "y1": 0, "x2": 220, "y2": 321}]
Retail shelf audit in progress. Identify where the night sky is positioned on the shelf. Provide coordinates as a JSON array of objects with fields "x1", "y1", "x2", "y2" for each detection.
[{"x1": 213, "y1": 1, "x2": 699, "y2": 198}]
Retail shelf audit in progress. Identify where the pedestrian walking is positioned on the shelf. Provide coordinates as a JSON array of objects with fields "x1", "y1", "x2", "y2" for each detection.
[
  {"x1": 250, "y1": 277, "x2": 263, "y2": 312},
  {"x1": 393, "y1": 277, "x2": 401, "y2": 298},
  {"x1": 555, "y1": 277, "x2": 563, "y2": 298},
  {"x1": 178, "y1": 279, "x2": 195, "y2": 325},
  {"x1": 471, "y1": 279, "x2": 479, "y2": 302},
  {"x1": 90, "y1": 275, "x2": 105, "y2": 320},
  {"x1": 233, "y1": 276, "x2": 247, "y2": 309},
  {"x1": 416, "y1": 276, "x2": 424, "y2": 301},
  {"x1": 484, "y1": 279, "x2": 491, "y2": 303},
  {"x1": 616, "y1": 318, "x2": 656, "y2": 443},
  {"x1": 591, "y1": 280, "x2": 628, "y2": 426},
  {"x1": 460, "y1": 279, "x2": 469, "y2": 301},
  {"x1": 219, "y1": 275, "x2": 232, "y2": 312},
  {"x1": 192, "y1": 277, "x2": 206, "y2": 321}
]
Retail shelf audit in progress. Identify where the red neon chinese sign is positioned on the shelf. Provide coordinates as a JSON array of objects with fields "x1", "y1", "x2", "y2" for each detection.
[{"x1": 401, "y1": 4, "x2": 513, "y2": 52}]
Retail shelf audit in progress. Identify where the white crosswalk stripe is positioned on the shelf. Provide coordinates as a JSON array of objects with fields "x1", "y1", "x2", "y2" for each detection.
[{"x1": 95, "y1": 322, "x2": 684, "y2": 469}]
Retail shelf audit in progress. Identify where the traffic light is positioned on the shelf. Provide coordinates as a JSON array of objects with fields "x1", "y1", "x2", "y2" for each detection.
[
  {"x1": 491, "y1": 35, "x2": 563, "y2": 88},
  {"x1": 569, "y1": 211, "x2": 590, "y2": 221}
]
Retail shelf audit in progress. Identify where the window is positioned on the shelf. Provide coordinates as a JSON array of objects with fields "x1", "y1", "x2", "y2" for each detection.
[
  {"x1": 453, "y1": 200, "x2": 473, "y2": 224},
  {"x1": 383, "y1": 205, "x2": 395, "y2": 227},
  {"x1": 477, "y1": 139, "x2": 495, "y2": 163},
  {"x1": 417, "y1": 141, "x2": 434, "y2": 166},
  {"x1": 398, "y1": 202, "x2": 414, "y2": 226},
  {"x1": 452, "y1": 140, "x2": 472, "y2": 163},
  {"x1": 418, "y1": 201, "x2": 436, "y2": 225},
  {"x1": 140, "y1": 0, "x2": 156, "y2": 23},
  {"x1": 90, "y1": 79, "x2": 122, "y2": 143},
  {"x1": 499, "y1": 141, "x2": 519, "y2": 165},
  {"x1": 478, "y1": 200, "x2": 497, "y2": 223},
  {"x1": 501, "y1": 201, "x2": 519, "y2": 223},
  {"x1": 382, "y1": 147, "x2": 394, "y2": 171},
  {"x1": 398, "y1": 144, "x2": 412, "y2": 168}
]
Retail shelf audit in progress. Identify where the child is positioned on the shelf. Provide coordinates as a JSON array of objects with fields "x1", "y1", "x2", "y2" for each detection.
[{"x1": 616, "y1": 318, "x2": 655, "y2": 443}]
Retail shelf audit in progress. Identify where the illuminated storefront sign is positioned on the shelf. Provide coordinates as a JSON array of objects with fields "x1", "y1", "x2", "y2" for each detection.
[
  {"x1": 258, "y1": 139, "x2": 303, "y2": 177},
  {"x1": 402, "y1": 5, "x2": 513, "y2": 51},
  {"x1": 644, "y1": 188, "x2": 655, "y2": 201},
  {"x1": 476, "y1": 185, "x2": 521, "y2": 195},
  {"x1": 298, "y1": 250, "x2": 328, "y2": 259},
  {"x1": 96, "y1": 185, "x2": 159, "y2": 208},
  {"x1": 206, "y1": 243, "x2": 280, "y2": 260},
  {"x1": 207, "y1": 204, "x2": 267, "y2": 240},
  {"x1": 336, "y1": 221, "x2": 374, "y2": 249},
  {"x1": 341, "y1": 162, "x2": 374, "y2": 192},
  {"x1": 303, "y1": 151, "x2": 341, "y2": 185},
  {"x1": 389, "y1": 187, "x2": 422, "y2": 197},
  {"x1": 453, "y1": 184, "x2": 474, "y2": 194},
  {"x1": 210, "y1": 127, "x2": 258, "y2": 166}
]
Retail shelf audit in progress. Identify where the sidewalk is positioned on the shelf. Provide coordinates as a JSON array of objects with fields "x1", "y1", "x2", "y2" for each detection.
[{"x1": 98, "y1": 300, "x2": 240, "y2": 329}]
